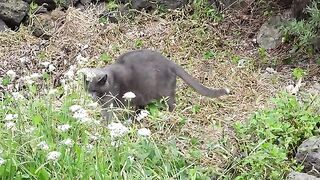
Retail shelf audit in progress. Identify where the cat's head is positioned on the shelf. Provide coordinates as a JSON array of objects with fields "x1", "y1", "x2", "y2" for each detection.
[{"x1": 81, "y1": 68, "x2": 111, "y2": 100}]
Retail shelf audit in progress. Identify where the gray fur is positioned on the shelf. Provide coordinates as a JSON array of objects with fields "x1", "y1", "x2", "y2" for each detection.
[{"x1": 83, "y1": 49, "x2": 230, "y2": 120}]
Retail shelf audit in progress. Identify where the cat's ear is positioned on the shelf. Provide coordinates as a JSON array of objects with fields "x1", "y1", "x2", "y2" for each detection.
[{"x1": 97, "y1": 74, "x2": 108, "y2": 85}]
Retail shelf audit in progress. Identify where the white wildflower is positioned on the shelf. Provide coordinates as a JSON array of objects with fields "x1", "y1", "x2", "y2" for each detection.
[
  {"x1": 4, "y1": 114, "x2": 18, "y2": 121},
  {"x1": 48, "y1": 64, "x2": 55, "y2": 72},
  {"x1": 47, "y1": 151, "x2": 61, "y2": 161},
  {"x1": 122, "y1": 92, "x2": 136, "y2": 100},
  {"x1": 19, "y1": 57, "x2": 29, "y2": 64},
  {"x1": 88, "y1": 132, "x2": 101, "y2": 141},
  {"x1": 137, "y1": 128, "x2": 151, "y2": 137},
  {"x1": 76, "y1": 54, "x2": 88, "y2": 65},
  {"x1": 136, "y1": 110, "x2": 149, "y2": 121},
  {"x1": 57, "y1": 124, "x2": 71, "y2": 132},
  {"x1": 6, "y1": 70, "x2": 16, "y2": 79},
  {"x1": 37, "y1": 141, "x2": 49, "y2": 150},
  {"x1": 286, "y1": 78, "x2": 303, "y2": 95},
  {"x1": 87, "y1": 102, "x2": 99, "y2": 109},
  {"x1": 30, "y1": 73, "x2": 42, "y2": 79},
  {"x1": 85, "y1": 144, "x2": 94, "y2": 152},
  {"x1": 25, "y1": 126, "x2": 36, "y2": 134},
  {"x1": 69, "y1": 105, "x2": 83, "y2": 112},
  {"x1": 81, "y1": 44, "x2": 89, "y2": 51},
  {"x1": 41, "y1": 62, "x2": 50, "y2": 68},
  {"x1": 22, "y1": 76, "x2": 34, "y2": 85},
  {"x1": 107, "y1": 122, "x2": 129, "y2": 138},
  {"x1": 5, "y1": 121, "x2": 16, "y2": 130},
  {"x1": 64, "y1": 65, "x2": 76, "y2": 80},
  {"x1": 0, "y1": 157, "x2": 6, "y2": 166},
  {"x1": 73, "y1": 109, "x2": 91, "y2": 123},
  {"x1": 111, "y1": 141, "x2": 122, "y2": 147},
  {"x1": 48, "y1": 89, "x2": 58, "y2": 95},
  {"x1": 128, "y1": 156, "x2": 134, "y2": 161},
  {"x1": 60, "y1": 138, "x2": 74, "y2": 147},
  {"x1": 11, "y1": 92, "x2": 24, "y2": 100}
]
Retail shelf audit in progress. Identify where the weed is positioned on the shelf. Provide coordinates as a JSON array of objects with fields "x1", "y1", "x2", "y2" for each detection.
[
  {"x1": 282, "y1": 1, "x2": 320, "y2": 54},
  {"x1": 292, "y1": 67, "x2": 306, "y2": 80},
  {"x1": 230, "y1": 92, "x2": 320, "y2": 179},
  {"x1": 99, "y1": 53, "x2": 112, "y2": 62},
  {"x1": 192, "y1": 0, "x2": 223, "y2": 22}
]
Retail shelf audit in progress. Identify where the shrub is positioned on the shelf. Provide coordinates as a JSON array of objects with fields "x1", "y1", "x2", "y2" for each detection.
[{"x1": 230, "y1": 92, "x2": 320, "y2": 179}]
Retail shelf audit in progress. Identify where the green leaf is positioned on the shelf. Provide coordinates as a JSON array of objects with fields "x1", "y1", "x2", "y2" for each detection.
[
  {"x1": 99, "y1": 53, "x2": 112, "y2": 62},
  {"x1": 32, "y1": 114, "x2": 44, "y2": 125}
]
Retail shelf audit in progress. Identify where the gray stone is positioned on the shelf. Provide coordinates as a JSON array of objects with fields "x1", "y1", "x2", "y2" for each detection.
[
  {"x1": 0, "y1": 19, "x2": 8, "y2": 31},
  {"x1": 291, "y1": 0, "x2": 311, "y2": 20},
  {"x1": 296, "y1": 136, "x2": 320, "y2": 177},
  {"x1": 208, "y1": 0, "x2": 237, "y2": 10},
  {"x1": 287, "y1": 172, "x2": 320, "y2": 180},
  {"x1": 117, "y1": 0, "x2": 188, "y2": 11},
  {"x1": 0, "y1": 0, "x2": 29, "y2": 27},
  {"x1": 257, "y1": 15, "x2": 284, "y2": 50}
]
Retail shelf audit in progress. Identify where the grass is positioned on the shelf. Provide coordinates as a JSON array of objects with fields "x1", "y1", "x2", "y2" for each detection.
[{"x1": 0, "y1": 81, "x2": 214, "y2": 179}]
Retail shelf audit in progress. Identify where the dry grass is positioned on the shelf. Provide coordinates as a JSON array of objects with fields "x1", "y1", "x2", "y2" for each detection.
[{"x1": 0, "y1": 6, "x2": 290, "y2": 170}]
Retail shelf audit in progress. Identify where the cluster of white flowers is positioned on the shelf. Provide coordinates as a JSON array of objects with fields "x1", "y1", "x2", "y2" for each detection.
[
  {"x1": 4, "y1": 113, "x2": 18, "y2": 131},
  {"x1": 107, "y1": 122, "x2": 129, "y2": 139},
  {"x1": 69, "y1": 105, "x2": 94, "y2": 124},
  {"x1": 286, "y1": 78, "x2": 303, "y2": 95},
  {"x1": 86, "y1": 131, "x2": 102, "y2": 141},
  {"x1": 85, "y1": 144, "x2": 94, "y2": 153},
  {"x1": 25, "y1": 126, "x2": 36, "y2": 134},
  {"x1": 47, "y1": 151, "x2": 61, "y2": 161},
  {"x1": 5, "y1": 114, "x2": 18, "y2": 121},
  {"x1": 11, "y1": 92, "x2": 24, "y2": 100},
  {"x1": 76, "y1": 54, "x2": 89, "y2": 66},
  {"x1": 64, "y1": 65, "x2": 77, "y2": 80},
  {"x1": 136, "y1": 110, "x2": 149, "y2": 121},
  {"x1": 137, "y1": 128, "x2": 151, "y2": 137},
  {"x1": 20, "y1": 73, "x2": 42, "y2": 85},
  {"x1": 6, "y1": 70, "x2": 16, "y2": 80},
  {"x1": 0, "y1": 157, "x2": 6, "y2": 166},
  {"x1": 122, "y1": 92, "x2": 136, "y2": 100},
  {"x1": 37, "y1": 141, "x2": 50, "y2": 151},
  {"x1": 47, "y1": 89, "x2": 58, "y2": 95},
  {"x1": 40, "y1": 62, "x2": 55, "y2": 72},
  {"x1": 57, "y1": 124, "x2": 72, "y2": 132},
  {"x1": 60, "y1": 138, "x2": 74, "y2": 147}
]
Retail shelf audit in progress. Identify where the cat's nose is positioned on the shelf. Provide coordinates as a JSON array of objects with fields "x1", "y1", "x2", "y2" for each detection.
[{"x1": 90, "y1": 92, "x2": 98, "y2": 100}]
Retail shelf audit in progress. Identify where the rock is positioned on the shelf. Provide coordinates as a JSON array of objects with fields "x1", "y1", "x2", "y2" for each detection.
[
  {"x1": 0, "y1": 0, "x2": 30, "y2": 28},
  {"x1": 157, "y1": 0, "x2": 189, "y2": 9},
  {"x1": 31, "y1": 9, "x2": 66, "y2": 39},
  {"x1": 80, "y1": 0, "x2": 91, "y2": 6},
  {"x1": 23, "y1": 0, "x2": 32, "y2": 4},
  {"x1": 291, "y1": 0, "x2": 311, "y2": 20},
  {"x1": 296, "y1": 136, "x2": 320, "y2": 177},
  {"x1": 257, "y1": 15, "x2": 284, "y2": 50},
  {"x1": 33, "y1": 0, "x2": 56, "y2": 10},
  {"x1": 0, "y1": 19, "x2": 8, "y2": 31},
  {"x1": 208, "y1": 0, "x2": 237, "y2": 10},
  {"x1": 117, "y1": 0, "x2": 188, "y2": 11},
  {"x1": 287, "y1": 172, "x2": 320, "y2": 180}
]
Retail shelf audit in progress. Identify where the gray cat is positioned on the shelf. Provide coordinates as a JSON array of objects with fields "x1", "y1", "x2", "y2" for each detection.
[{"x1": 82, "y1": 49, "x2": 230, "y2": 120}]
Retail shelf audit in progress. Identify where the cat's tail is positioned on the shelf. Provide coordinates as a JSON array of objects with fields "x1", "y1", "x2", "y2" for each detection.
[{"x1": 173, "y1": 64, "x2": 230, "y2": 98}]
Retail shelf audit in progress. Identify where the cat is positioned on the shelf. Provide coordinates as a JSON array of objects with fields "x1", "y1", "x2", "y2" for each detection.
[{"x1": 82, "y1": 49, "x2": 230, "y2": 120}]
